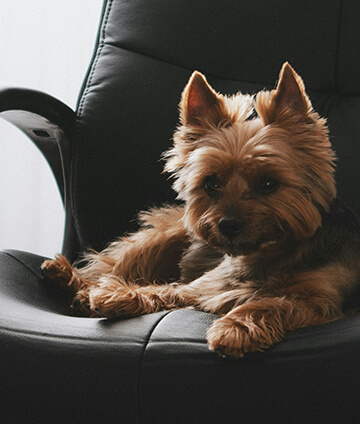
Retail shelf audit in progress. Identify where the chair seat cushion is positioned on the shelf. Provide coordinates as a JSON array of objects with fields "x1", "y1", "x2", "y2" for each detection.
[{"x1": 1, "y1": 249, "x2": 360, "y2": 423}]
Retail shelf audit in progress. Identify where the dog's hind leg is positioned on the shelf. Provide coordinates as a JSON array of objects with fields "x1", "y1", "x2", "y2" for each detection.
[{"x1": 105, "y1": 206, "x2": 190, "y2": 285}]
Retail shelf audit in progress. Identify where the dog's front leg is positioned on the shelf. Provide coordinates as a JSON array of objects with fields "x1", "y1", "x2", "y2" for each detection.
[
  {"x1": 207, "y1": 267, "x2": 347, "y2": 358},
  {"x1": 42, "y1": 206, "x2": 190, "y2": 316},
  {"x1": 206, "y1": 298, "x2": 290, "y2": 357},
  {"x1": 88, "y1": 247, "x2": 234, "y2": 319},
  {"x1": 88, "y1": 278, "x2": 198, "y2": 318}
]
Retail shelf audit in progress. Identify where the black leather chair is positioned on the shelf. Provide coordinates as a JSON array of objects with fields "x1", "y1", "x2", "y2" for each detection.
[{"x1": 1, "y1": 1, "x2": 360, "y2": 423}]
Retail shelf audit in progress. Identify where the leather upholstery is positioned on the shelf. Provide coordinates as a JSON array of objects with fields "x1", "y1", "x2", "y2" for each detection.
[
  {"x1": 0, "y1": 250, "x2": 171, "y2": 423},
  {"x1": 1, "y1": 248, "x2": 360, "y2": 423},
  {"x1": 73, "y1": 0, "x2": 360, "y2": 253},
  {"x1": 1, "y1": 0, "x2": 360, "y2": 422}
]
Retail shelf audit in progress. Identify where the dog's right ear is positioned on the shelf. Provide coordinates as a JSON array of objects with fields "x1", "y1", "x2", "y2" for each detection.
[{"x1": 180, "y1": 71, "x2": 229, "y2": 127}]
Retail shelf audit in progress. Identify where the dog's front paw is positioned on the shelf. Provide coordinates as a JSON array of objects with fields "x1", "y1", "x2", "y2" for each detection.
[
  {"x1": 207, "y1": 316, "x2": 251, "y2": 358},
  {"x1": 41, "y1": 255, "x2": 73, "y2": 287},
  {"x1": 207, "y1": 313, "x2": 283, "y2": 358}
]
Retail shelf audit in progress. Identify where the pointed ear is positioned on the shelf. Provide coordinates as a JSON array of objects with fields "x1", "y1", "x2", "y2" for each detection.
[
  {"x1": 256, "y1": 62, "x2": 313, "y2": 124},
  {"x1": 274, "y1": 62, "x2": 310, "y2": 114},
  {"x1": 180, "y1": 71, "x2": 229, "y2": 126}
]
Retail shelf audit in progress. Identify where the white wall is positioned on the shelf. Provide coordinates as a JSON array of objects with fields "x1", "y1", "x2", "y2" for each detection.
[{"x1": 0, "y1": 0, "x2": 103, "y2": 257}]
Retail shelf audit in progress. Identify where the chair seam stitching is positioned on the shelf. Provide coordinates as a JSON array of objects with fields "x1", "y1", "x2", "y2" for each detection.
[
  {"x1": 334, "y1": 0, "x2": 344, "y2": 94},
  {"x1": 70, "y1": 0, "x2": 114, "y2": 250},
  {"x1": 3, "y1": 251, "x2": 42, "y2": 280},
  {"x1": 135, "y1": 310, "x2": 172, "y2": 423},
  {"x1": 76, "y1": 0, "x2": 114, "y2": 120}
]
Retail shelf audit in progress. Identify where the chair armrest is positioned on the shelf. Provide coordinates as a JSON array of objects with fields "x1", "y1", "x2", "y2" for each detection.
[{"x1": 0, "y1": 86, "x2": 76, "y2": 200}]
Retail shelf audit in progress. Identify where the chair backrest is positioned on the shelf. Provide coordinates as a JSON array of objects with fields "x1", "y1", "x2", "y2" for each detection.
[{"x1": 69, "y1": 0, "x2": 360, "y2": 257}]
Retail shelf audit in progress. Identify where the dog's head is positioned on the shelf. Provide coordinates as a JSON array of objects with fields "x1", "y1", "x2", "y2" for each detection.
[{"x1": 164, "y1": 63, "x2": 336, "y2": 256}]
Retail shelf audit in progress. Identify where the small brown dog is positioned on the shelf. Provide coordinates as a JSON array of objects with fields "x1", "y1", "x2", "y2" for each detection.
[{"x1": 42, "y1": 63, "x2": 360, "y2": 358}]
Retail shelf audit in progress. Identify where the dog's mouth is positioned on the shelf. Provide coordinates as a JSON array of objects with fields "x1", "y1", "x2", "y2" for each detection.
[
  {"x1": 217, "y1": 237, "x2": 281, "y2": 257},
  {"x1": 196, "y1": 220, "x2": 285, "y2": 257},
  {"x1": 202, "y1": 231, "x2": 263, "y2": 256},
  {"x1": 222, "y1": 242, "x2": 259, "y2": 256}
]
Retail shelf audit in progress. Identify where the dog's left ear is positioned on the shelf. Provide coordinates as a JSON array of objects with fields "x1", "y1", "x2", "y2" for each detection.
[
  {"x1": 256, "y1": 62, "x2": 313, "y2": 124},
  {"x1": 180, "y1": 71, "x2": 230, "y2": 127}
]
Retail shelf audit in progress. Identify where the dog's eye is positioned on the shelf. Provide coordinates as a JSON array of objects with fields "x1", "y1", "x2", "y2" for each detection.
[
  {"x1": 255, "y1": 176, "x2": 279, "y2": 195},
  {"x1": 203, "y1": 174, "x2": 221, "y2": 198}
]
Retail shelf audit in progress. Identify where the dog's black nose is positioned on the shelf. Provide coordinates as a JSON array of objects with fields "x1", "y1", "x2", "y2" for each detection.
[{"x1": 218, "y1": 217, "x2": 244, "y2": 239}]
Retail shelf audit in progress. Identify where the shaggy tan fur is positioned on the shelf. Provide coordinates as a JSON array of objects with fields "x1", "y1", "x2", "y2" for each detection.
[{"x1": 42, "y1": 63, "x2": 360, "y2": 357}]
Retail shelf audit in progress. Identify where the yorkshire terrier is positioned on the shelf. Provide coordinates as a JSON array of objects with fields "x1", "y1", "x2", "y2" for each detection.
[{"x1": 42, "y1": 62, "x2": 360, "y2": 358}]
